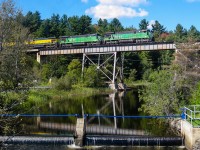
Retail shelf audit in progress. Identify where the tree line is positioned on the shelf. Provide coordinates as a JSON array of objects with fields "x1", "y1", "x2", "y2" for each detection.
[{"x1": 17, "y1": 11, "x2": 200, "y2": 43}]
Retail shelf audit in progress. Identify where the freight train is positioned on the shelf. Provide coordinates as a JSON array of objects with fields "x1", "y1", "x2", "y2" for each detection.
[{"x1": 28, "y1": 30, "x2": 154, "y2": 49}]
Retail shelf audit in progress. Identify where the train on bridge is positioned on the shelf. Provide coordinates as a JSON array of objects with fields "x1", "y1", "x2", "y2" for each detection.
[{"x1": 28, "y1": 30, "x2": 154, "y2": 49}]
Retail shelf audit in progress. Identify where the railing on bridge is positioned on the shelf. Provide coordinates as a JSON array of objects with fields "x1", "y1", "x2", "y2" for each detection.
[{"x1": 184, "y1": 105, "x2": 200, "y2": 128}]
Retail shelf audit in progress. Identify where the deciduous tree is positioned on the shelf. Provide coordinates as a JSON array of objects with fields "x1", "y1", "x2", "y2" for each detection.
[
  {"x1": 67, "y1": 59, "x2": 82, "y2": 84},
  {"x1": 0, "y1": 0, "x2": 33, "y2": 135},
  {"x1": 139, "y1": 70, "x2": 182, "y2": 116}
]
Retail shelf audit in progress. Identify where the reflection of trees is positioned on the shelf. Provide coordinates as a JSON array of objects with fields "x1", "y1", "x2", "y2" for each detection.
[
  {"x1": 140, "y1": 118, "x2": 176, "y2": 136},
  {"x1": 17, "y1": 89, "x2": 174, "y2": 136}
]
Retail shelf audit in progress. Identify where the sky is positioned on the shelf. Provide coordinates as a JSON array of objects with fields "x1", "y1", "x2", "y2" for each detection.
[{"x1": 16, "y1": 0, "x2": 200, "y2": 31}]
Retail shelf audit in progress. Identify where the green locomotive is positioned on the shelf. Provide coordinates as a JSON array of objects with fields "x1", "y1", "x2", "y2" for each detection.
[
  {"x1": 59, "y1": 30, "x2": 153, "y2": 47},
  {"x1": 29, "y1": 30, "x2": 153, "y2": 48},
  {"x1": 104, "y1": 30, "x2": 153, "y2": 44},
  {"x1": 59, "y1": 34, "x2": 102, "y2": 47}
]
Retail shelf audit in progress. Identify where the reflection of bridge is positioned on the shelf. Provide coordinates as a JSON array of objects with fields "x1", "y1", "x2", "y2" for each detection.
[
  {"x1": 38, "y1": 122, "x2": 146, "y2": 136},
  {"x1": 36, "y1": 92, "x2": 141, "y2": 136},
  {"x1": 28, "y1": 42, "x2": 176, "y2": 90}
]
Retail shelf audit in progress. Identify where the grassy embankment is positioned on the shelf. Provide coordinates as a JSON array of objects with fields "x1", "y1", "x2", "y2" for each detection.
[
  {"x1": 126, "y1": 80, "x2": 150, "y2": 89},
  {"x1": 28, "y1": 86, "x2": 113, "y2": 104}
]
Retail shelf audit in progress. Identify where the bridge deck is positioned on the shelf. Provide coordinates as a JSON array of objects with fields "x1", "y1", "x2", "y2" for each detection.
[{"x1": 30, "y1": 42, "x2": 175, "y2": 56}]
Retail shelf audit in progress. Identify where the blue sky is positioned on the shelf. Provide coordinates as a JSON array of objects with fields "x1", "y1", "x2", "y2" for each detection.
[{"x1": 16, "y1": 0, "x2": 200, "y2": 31}]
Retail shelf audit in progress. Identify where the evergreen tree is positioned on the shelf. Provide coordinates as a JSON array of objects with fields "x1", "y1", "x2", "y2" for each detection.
[
  {"x1": 35, "y1": 19, "x2": 51, "y2": 37},
  {"x1": 109, "y1": 18, "x2": 123, "y2": 32},
  {"x1": 49, "y1": 14, "x2": 60, "y2": 38},
  {"x1": 187, "y1": 25, "x2": 200, "y2": 42},
  {"x1": 97, "y1": 18, "x2": 109, "y2": 35},
  {"x1": 79, "y1": 15, "x2": 92, "y2": 34},
  {"x1": 23, "y1": 11, "x2": 41, "y2": 35},
  {"x1": 139, "y1": 52, "x2": 153, "y2": 80},
  {"x1": 124, "y1": 52, "x2": 141, "y2": 79},
  {"x1": 174, "y1": 24, "x2": 187, "y2": 42},
  {"x1": 139, "y1": 19, "x2": 149, "y2": 30},
  {"x1": 152, "y1": 20, "x2": 166, "y2": 40},
  {"x1": 59, "y1": 14, "x2": 69, "y2": 36},
  {"x1": 68, "y1": 16, "x2": 80, "y2": 35}
]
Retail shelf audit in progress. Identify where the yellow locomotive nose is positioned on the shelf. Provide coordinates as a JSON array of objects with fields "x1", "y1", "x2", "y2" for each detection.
[{"x1": 27, "y1": 37, "x2": 58, "y2": 49}]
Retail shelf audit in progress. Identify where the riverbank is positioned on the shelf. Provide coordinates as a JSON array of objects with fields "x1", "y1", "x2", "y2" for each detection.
[
  {"x1": 28, "y1": 87, "x2": 113, "y2": 103},
  {"x1": 126, "y1": 80, "x2": 150, "y2": 89}
]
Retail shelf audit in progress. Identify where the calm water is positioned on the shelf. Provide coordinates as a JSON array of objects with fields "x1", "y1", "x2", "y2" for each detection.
[
  {"x1": 0, "y1": 90, "x2": 186, "y2": 149},
  {"x1": 16, "y1": 90, "x2": 176, "y2": 136}
]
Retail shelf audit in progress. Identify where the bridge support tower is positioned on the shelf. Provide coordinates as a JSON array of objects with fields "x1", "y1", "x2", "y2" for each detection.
[{"x1": 82, "y1": 52, "x2": 126, "y2": 90}]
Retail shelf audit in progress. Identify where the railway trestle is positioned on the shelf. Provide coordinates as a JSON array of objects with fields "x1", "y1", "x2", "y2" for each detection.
[
  {"x1": 29, "y1": 42, "x2": 176, "y2": 90},
  {"x1": 82, "y1": 52, "x2": 126, "y2": 90}
]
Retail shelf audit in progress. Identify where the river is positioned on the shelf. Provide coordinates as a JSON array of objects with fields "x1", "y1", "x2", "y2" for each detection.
[{"x1": 0, "y1": 89, "x2": 186, "y2": 149}]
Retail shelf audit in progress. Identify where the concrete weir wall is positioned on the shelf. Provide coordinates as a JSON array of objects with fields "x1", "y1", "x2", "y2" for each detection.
[
  {"x1": 75, "y1": 118, "x2": 85, "y2": 147},
  {"x1": 181, "y1": 120, "x2": 200, "y2": 149}
]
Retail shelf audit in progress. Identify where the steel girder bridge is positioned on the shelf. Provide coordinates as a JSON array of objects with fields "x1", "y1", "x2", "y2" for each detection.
[{"x1": 29, "y1": 42, "x2": 176, "y2": 90}]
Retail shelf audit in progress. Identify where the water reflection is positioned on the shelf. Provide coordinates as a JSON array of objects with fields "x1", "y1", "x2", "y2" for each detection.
[
  {"x1": 14, "y1": 90, "x2": 176, "y2": 137},
  {"x1": 0, "y1": 90, "x2": 185, "y2": 149}
]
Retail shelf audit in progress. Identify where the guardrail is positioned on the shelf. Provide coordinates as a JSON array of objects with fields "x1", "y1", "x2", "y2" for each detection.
[{"x1": 183, "y1": 105, "x2": 200, "y2": 128}]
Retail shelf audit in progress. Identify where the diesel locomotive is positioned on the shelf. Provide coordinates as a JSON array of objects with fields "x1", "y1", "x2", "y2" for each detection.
[{"x1": 28, "y1": 30, "x2": 153, "y2": 49}]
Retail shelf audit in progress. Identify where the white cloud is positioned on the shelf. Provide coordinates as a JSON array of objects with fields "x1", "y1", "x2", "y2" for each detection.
[
  {"x1": 85, "y1": 0, "x2": 148, "y2": 19},
  {"x1": 86, "y1": 5, "x2": 148, "y2": 19},
  {"x1": 147, "y1": 20, "x2": 155, "y2": 29},
  {"x1": 97, "y1": 0, "x2": 148, "y2": 7},
  {"x1": 81, "y1": 0, "x2": 88, "y2": 3}
]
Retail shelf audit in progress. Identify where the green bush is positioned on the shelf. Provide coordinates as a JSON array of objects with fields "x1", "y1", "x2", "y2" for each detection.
[
  {"x1": 52, "y1": 76, "x2": 72, "y2": 91},
  {"x1": 190, "y1": 82, "x2": 200, "y2": 105}
]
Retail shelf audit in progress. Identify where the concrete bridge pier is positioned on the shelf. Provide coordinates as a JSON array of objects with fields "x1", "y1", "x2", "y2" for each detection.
[
  {"x1": 74, "y1": 118, "x2": 85, "y2": 147},
  {"x1": 37, "y1": 52, "x2": 41, "y2": 63},
  {"x1": 181, "y1": 120, "x2": 200, "y2": 149}
]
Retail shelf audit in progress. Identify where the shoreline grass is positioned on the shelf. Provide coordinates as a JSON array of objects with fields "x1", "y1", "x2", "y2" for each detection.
[{"x1": 28, "y1": 87, "x2": 113, "y2": 103}]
